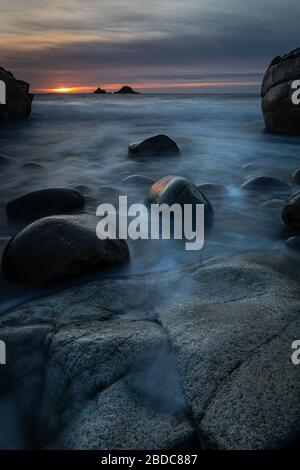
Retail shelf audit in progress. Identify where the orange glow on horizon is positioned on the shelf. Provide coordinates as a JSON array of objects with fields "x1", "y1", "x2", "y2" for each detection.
[
  {"x1": 51, "y1": 87, "x2": 76, "y2": 93},
  {"x1": 35, "y1": 80, "x2": 260, "y2": 94}
]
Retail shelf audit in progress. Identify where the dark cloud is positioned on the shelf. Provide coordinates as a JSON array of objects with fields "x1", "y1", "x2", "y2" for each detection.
[{"x1": 1, "y1": 0, "x2": 300, "y2": 90}]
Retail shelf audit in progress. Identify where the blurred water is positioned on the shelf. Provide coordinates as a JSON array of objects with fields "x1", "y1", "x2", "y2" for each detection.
[{"x1": 1, "y1": 93, "x2": 300, "y2": 312}]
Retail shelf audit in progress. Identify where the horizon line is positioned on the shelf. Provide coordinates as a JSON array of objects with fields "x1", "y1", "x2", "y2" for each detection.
[{"x1": 33, "y1": 80, "x2": 261, "y2": 94}]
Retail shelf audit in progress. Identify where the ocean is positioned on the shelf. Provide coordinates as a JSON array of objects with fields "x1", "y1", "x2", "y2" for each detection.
[{"x1": 1, "y1": 93, "x2": 300, "y2": 312}]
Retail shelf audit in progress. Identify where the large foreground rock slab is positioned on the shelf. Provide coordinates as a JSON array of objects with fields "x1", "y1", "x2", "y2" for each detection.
[
  {"x1": 0, "y1": 66, "x2": 33, "y2": 119},
  {"x1": 0, "y1": 253, "x2": 299, "y2": 449},
  {"x1": 261, "y1": 48, "x2": 300, "y2": 134}
]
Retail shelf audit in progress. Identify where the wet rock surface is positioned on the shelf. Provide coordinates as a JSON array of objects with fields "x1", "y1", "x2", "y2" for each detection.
[
  {"x1": 2, "y1": 215, "x2": 130, "y2": 283},
  {"x1": 286, "y1": 235, "x2": 300, "y2": 251},
  {"x1": 260, "y1": 199, "x2": 285, "y2": 210},
  {"x1": 128, "y1": 134, "x2": 180, "y2": 157},
  {"x1": 292, "y1": 169, "x2": 300, "y2": 185},
  {"x1": 146, "y1": 175, "x2": 214, "y2": 226},
  {"x1": 123, "y1": 174, "x2": 155, "y2": 186},
  {"x1": 261, "y1": 48, "x2": 300, "y2": 134},
  {"x1": 6, "y1": 188, "x2": 85, "y2": 222},
  {"x1": 282, "y1": 192, "x2": 300, "y2": 231},
  {"x1": 0, "y1": 253, "x2": 299, "y2": 449},
  {"x1": 241, "y1": 176, "x2": 290, "y2": 192},
  {"x1": 0, "y1": 154, "x2": 17, "y2": 166},
  {"x1": 197, "y1": 183, "x2": 227, "y2": 196}
]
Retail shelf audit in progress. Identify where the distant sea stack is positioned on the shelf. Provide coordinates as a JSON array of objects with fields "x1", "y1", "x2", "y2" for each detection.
[
  {"x1": 0, "y1": 66, "x2": 33, "y2": 119},
  {"x1": 114, "y1": 86, "x2": 139, "y2": 94},
  {"x1": 93, "y1": 87, "x2": 108, "y2": 94},
  {"x1": 261, "y1": 48, "x2": 300, "y2": 134}
]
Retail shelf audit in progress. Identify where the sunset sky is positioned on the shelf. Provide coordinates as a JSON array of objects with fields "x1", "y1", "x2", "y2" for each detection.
[{"x1": 1, "y1": 0, "x2": 299, "y2": 93}]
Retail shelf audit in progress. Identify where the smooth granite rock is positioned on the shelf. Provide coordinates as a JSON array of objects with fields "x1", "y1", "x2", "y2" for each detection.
[
  {"x1": 282, "y1": 192, "x2": 300, "y2": 231},
  {"x1": 6, "y1": 188, "x2": 85, "y2": 222},
  {"x1": 292, "y1": 169, "x2": 300, "y2": 185},
  {"x1": 146, "y1": 175, "x2": 214, "y2": 226},
  {"x1": 128, "y1": 135, "x2": 180, "y2": 157},
  {"x1": 241, "y1": 176, "x2": 290, "y2": 193},
  {"x1": 0, "y1": 253, "x2": 299, "y2": 449}
]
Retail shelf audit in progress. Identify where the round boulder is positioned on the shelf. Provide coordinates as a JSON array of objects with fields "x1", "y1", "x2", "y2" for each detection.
[
  {"x1": 146, "y1": 175, "x2": 214, "y2": 226},
  {"x1": 6, "y1": 188, "x2": 85, "y2": 222},
  {"x1": 2, "y1": 215, "x2": 130, "y2": 283},
  {"x1": 291, "y1": 169, "x2": 300, "y2": 185},
  {"x1": 123, "y1": 175, "x2": 155, "y2": 186},
  {"x1": 282, "y1": 192, "x2": 300, "y2": 230},
  {"x1": 261, "y1": 48, "x2": 300, "y2": 134},
  {"x1": 197, "y1": 183, "x2": 227, "y2": 196},
  {"x1": 21, "y1": 162, "x2": 46, "y2": 172},
  {"x1": 128, "y1": 135, "x2": 180, "y2": 157},
  {"x1": 0, "y1": 66, "x2": 33, "y2": 119},
  {"x1": 286, "y1": 236, "x2": 300, "y2": 251},
  {"x1": 241, "y1": 176, "x2": 290, "y2": 192}
]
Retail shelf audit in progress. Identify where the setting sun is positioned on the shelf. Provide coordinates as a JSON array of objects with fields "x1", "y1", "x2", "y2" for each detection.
[{"x1": 52, "y1": 87, "x2": 73, "y2": 93}]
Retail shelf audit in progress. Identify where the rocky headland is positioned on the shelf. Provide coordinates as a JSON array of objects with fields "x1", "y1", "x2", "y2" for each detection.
[
  {"x1": 93, "y1": 85, "x2": 139, "y2": 95},
  {"x1": 261, "y1": 47, "x2": 300, "y2": 134},
  {"x1": 0, "y1": 66, "x2": 33, "y2": 119}
]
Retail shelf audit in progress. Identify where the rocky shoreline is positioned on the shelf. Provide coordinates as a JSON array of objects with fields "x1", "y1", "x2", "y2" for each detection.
[
  {"x1": 0, "y1": 131, "x2": 300, "y2": 449},
  {"x1": 1, "y1": 48, "x2": 300, "y2": 450}
]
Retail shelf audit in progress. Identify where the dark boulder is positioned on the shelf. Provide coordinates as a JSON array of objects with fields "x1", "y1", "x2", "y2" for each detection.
[
  {"x1": 260, "y1": 199, "x2": 285, "y2": 210},
  {"x1": 292, "y1": 169, "x2": 300, "y2": 185},
  {"x1": 197, "y1": 183, "x2": 227, "y2": 196},
  {"x1": 2, "y1": 215, "x2": 130, "y2": 283},
  {"x1": 6, "y1": 188, "x2": 85, "y2": 222},
  {"x1": 123, "y1": 175, "x2": 155, "y2": 186},
  {"x1": 128, "y1": 134, "x2": 180, "y2": 157},
  {"x1": 0, "y1": 66, "x2": 33, "y2": 119},
  {"x1": 261, "y1": 48, "x2": 300, "y2": 134},
  {"x1": 0, "y1": 154, "x2": 16, "y2": 166},
  {"x1": 73, "y1": 184, "x2": 91, "y2": 195},
  {"x1": 146, "y1": 175, "x2": 214, "y2": 226},
  {"x1": 115, "y1": 86, "x2": 139, "y2": 94},
  {"x1": 241, "y1": 176, "x2": 290, "y2": 192},
  {"x1": 282, "y1": 192, "x2": 300, "y2": 230},
  {"x1": 93, "y1": 88, "x2": 107, "y2": 94},
  {"x1": 21, "y1": 162, "x2": 46, "y2": 172}
]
